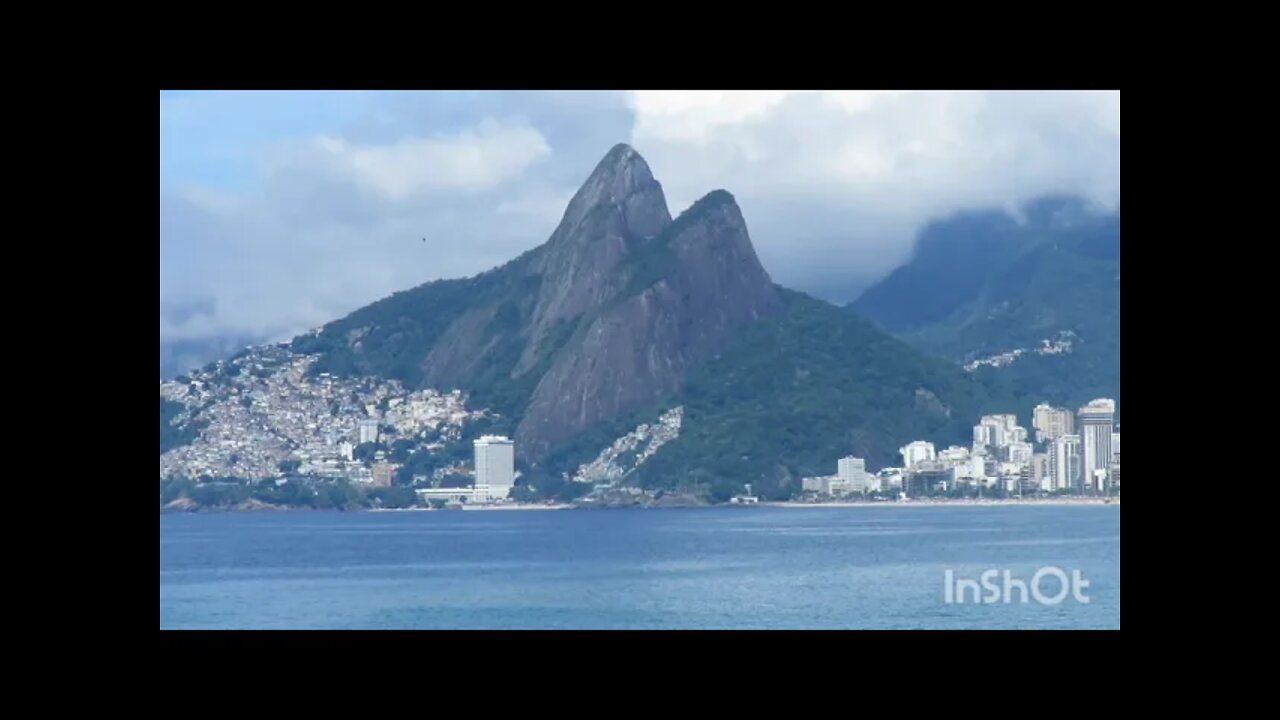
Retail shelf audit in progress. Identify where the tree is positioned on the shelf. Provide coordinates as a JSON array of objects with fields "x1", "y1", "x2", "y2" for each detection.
[
  {"x1": 353, "y1": 442, "x2": 381, "y2": 465},
  {"x1": 370, "y1": 486, "x2": 419, "y2": 509}
]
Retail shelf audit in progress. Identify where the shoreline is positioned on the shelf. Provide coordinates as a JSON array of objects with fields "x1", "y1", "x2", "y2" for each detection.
[
  {"x1": 163, "y1": 498, "x2": 1117, "y2": 514},
  {"x1": 765, "y1": 498, "x2": 1119, "y2": 509},
  {"x1": 368, "y1": 504, "x2": 573, "y2": 512}
]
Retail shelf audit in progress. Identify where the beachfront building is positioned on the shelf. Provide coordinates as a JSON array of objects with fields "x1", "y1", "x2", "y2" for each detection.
[
  {"x1": 1079, "y1": 399, "x2": 1115, "y2": 493},
  {"x1": 1032, "y1": 453, "x2": 1051, "y2": 492},
  {"x1": 837, "y1": 456, "x2": 872, "y2": 493},
  {"x1": 1033, "y1": 403, "x2": 1075, "y2": 444},
  {"x1": 1050, "y1": 434, "x2": 1082, "y2": 492},
  {"x1": 474, "y1": 435, "x2": 515, "y2": 500},
  {"x1": 900, "y1": 441, "x2": 936, "y2": 470},
  {"x1": 1006, "y1": 441, "x2": 1034, "y2": 465}
]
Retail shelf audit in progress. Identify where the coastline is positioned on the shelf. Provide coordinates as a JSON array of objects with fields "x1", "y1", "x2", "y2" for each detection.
[
  {"x1": 163, "y1": 498, "x2": 1117, "y2": 514},
  {"x1": 765, "y1": 498, "x2": 1119, "y2": 509},
  {"x1": 368, "y1": 504, "x2": 572, "y2": 512}
]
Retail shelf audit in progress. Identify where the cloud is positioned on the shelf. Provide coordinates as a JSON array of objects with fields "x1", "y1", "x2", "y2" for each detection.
[
  {"x1": 280, "y1": 120, "x2": 552, "y2": 201},
  {"x1": 161, "y1": 111, "x2": 565, "y2": 349},
  {"x1": 628, "y1": 90, "x2": 1120, "y2": 298},
  {"x1": 160, "y1": 90, "x2": 1120, "y2": 362}
]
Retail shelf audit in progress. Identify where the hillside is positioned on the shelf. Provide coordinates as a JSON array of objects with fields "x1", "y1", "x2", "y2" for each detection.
[
  {"x1": 163, "y1": 144, "x2": 1025, "y2": 503},
  {"x1": 853, "y1": 196, "x2": 1120, "y2": 419}
]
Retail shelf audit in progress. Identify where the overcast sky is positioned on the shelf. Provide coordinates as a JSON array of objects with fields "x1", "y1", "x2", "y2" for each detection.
[{"x1": 160, "y1": 90, "x2": 1120, "y2": 347}]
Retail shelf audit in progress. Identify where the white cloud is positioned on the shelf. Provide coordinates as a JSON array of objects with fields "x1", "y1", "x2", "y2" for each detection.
[
  {"x1": 274, "y1": 119, "x2": 552, "y2": 201},
  {"x1": 629, "y1": 90, "x2": 1120, "y2": 296},
  {"x1": 628, "y1": 91, "x2": 793, "y2": 143},
  {"x1": 161, "y1": 116, "x2": 565, "y2": 347},
  {"x1": 161, "y1": 90, "x2": 1120, "y2": 360}
]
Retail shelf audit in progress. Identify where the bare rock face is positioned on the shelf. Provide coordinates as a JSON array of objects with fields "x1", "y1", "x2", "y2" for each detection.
[
  {"x1": 297, "y1": 143, "x2": 779, "y2": 463},
  {"x1": 515, "y1": 190, "x2": 779, "y2": 458},
  {"x1": 516, "y1": 144, "x2": 672, "y2": 375}
]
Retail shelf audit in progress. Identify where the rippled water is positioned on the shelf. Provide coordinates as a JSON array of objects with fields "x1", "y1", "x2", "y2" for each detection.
[{"x1": 159, "y1": 505, "x2": 1120, "y2": 629}]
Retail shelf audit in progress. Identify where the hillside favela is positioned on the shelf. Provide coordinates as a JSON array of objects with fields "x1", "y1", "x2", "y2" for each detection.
[{"x1": 160, "y1": 90, "x2": 1120, "y2": 630}]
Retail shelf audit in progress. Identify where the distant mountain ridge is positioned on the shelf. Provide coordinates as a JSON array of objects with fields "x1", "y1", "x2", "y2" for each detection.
[{"x1": 852, "y1": 195, "x2": 1120, "y2": 420}]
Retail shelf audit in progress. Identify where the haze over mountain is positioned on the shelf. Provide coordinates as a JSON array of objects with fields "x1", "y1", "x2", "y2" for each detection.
[{"x1": 853, "y1": 195, "x2": 1120, "y2": 421}]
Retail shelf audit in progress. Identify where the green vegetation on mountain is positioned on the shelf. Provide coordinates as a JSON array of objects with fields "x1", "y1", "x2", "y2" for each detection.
[
  {"x1": 159, "y1": 476, "x2": 421, "y2": 511},
  {"x1": 163, "y1": 147, "x2": 1119, "y2": 507},
  {"x1": 853, "y1": 196, "x2": 1120, "y2": 421},
  {"x1": 626, "y1": 289, "x2": 995, "y2": 499},
  {"x1": 160, "y1": 398, "x2": 204, "y2": 454}
]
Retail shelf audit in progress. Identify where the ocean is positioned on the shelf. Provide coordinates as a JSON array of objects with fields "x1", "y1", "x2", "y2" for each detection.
[{"x1": 160, "y1": 504, "x2": 1120, "y2": 629}]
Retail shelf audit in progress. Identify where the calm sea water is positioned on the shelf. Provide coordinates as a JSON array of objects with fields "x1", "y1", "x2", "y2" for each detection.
[{"x1": 159, "y1": 505, "x2": 1120, "y2": 629}]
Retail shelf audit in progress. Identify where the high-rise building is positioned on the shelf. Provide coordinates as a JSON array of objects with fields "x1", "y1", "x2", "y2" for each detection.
[
  {"x1": 474, "y1": 435, "x2": 515, "y2": 501},
  {"x1": 358, "y1": 418, "x2": 379, "y2": 445},
  {"x1": 1006, "y1": 441, "x2": 1033, "y2": 466},
  {"x1": 900, "y1": 441, "x2": 936, "y2": 469},
  {"x1": 837, "y1": 456, "x2": 871, "y2": 493},
  {"x1": 975, "y1": 414, "x2": 1020, "y2": 450},
  {"x1": 1050, "y1": 434, "x2": 1082, "y2": 492},
  {"x1": 1079, "y1": 399, "x2": 1115, "y2": 493},
  {"x1": 1032, "y1": 453, "x2": 1050, "y2": 492},
  {"x1": 1112, "y1": 432, "x2": 1120, "y2": 464},
  {"x1": 1033, "y1": 403, "x2": 1075, "y2": 444},
  {"x1": 987, "y1": 414, "x2": 1018, "y2": 431}
]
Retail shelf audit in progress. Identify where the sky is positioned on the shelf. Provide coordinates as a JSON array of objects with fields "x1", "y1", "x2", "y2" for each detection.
[{"x1": 160, "y1": 90, "x2": 1120, "y2": 351}]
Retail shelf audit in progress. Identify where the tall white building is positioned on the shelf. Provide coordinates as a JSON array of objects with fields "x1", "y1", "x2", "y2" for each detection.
[
  {"x1": 837, "y1": 456, "x2": 871, "y2": 493},
  {"x1": 1112, "y1": 432, "x2": 1120, "y2": 464},
  {"x1": 1050, "y1": 434, "x2": 1082, "y2": 492},
  {"x1": 1032, "y1": 453, "x2": 1051, "y2": 492},
  {"x1": 900, "y1": 441, "x2": 936, "y2": 469},
  {"x1": 974, "y1": 414, "x2": 1020, "y2": 450},
  {"x1": 1008, "y1": 426, "x2": 1029, "y2": 444},
  {"x1": 358, "y1": 418, "x2": 380, "y2": 445},
  {"x1": 986, "y1": 414, "x2": 1018, "y2": 431},
  {"x1": 1079, "y1": 399, "x2": 1115, "y2": 493},
  {"x1": 474, "y1": 435, "x2": 515, "y2": 500},
  {"x1": 1033, "y1": 403, "x2": 1075, "y2": 444},
  {"x1": 1007, "y1": 441, "x2": 1033, "y2": 466},
  {"x1": 973, "y1": 421, "x2": 1002, "y2": 449},
  {"x1": 938, "y1": 446, "x2": 970, "y2": 464}
]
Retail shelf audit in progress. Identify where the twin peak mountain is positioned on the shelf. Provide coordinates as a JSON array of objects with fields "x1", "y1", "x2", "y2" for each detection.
[
  {"x1": 301, "y1": 143, "x2": 781, "y2": 461},
  {"x1": 296, "y1": 143, "x2": 986, "y2": 487}
]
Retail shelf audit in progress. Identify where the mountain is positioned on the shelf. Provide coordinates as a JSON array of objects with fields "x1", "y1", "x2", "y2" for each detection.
[
  {"x1": 620, "y1": 287, "x2": 992, "y2": 500},
  {"x1": 291, "y1": 144, "x2": 779, "y2": 462},
  {"x1": 166, "y1": 144, "x2": 1008, "y2": 501},
  {"x1": 852, "y1": 196, "x2": 1120, "y2": 419},
  {"x1": 161, "y1": 334, "x2": 263, "y2": 380}
]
